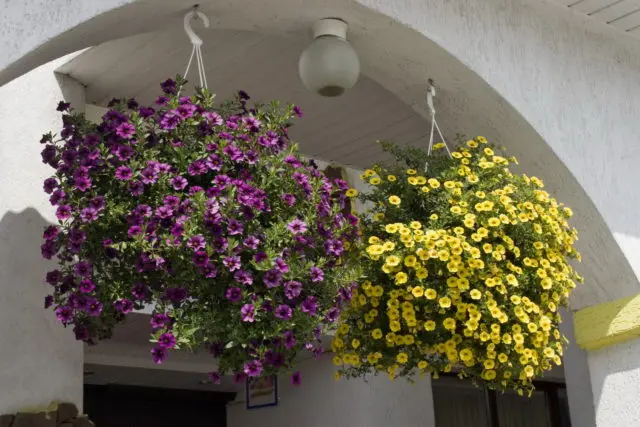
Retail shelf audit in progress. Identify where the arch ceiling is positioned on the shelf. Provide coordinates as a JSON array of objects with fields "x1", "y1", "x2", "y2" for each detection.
[{"x1": 2, "y1": 0, "x2": 639, "y2": 310}]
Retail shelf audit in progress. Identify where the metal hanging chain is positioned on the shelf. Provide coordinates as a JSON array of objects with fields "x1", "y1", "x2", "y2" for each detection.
[
  {"x1": 183, "y1": 6, "x2": 210, "y2": 89},
  {"x1": 425, "y1": 79, "x2": 452, "y2": 172}
]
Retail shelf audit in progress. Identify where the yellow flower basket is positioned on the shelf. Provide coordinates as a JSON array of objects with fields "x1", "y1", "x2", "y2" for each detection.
[{"x1": 333, "y1": 137, "x2": 582, "y2": 394}]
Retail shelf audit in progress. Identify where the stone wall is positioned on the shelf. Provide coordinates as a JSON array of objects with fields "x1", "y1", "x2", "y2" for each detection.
[{"x1": 0, "y1": 403, "x2": 94, "y2": 427}]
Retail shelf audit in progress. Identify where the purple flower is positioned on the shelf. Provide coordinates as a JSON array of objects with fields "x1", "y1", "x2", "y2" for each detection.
[
  {"x1": 43, "y1": 226, "x2": 59, "y2": 240},
  {"x1": 192, "y1": 251, "x2": 209, "y2": 267},
  {"x1": 254, "y1": 252, "x2": 268, "y2": 263},
  {"x1": 124, "y1": 179, "x2": 143, "y2": 196},
  {"x1": 188, "y1": 160, "x2": 207, "y2": 176},
  {"x1": 227, "y1": 219, "x2": 244, "y2": 235},
  {"x1": 56, "y1": 205, "x2": 72, "y2": 221},
  {"x1": 140, "y1": 167, "x2": 158, "y2": 185},
  {"x1": 90, "y1": 196, "x2": 106, "y2": 211},
  {"x1": 284, "y1": 281, "x2": 303, "y2": 300},
  {"x1": 226, "y1": 287, "x2": 243, "y2": 302},
  {"x1": 114, "y1": 298, "x2": 134, "y2": 314},
  {"x1": 281, "y1": 193, "x2": 296, "y2": 207},
  {"x1": 287, "y1": 218, "x2": 308, "y2": 235},
  {"x1": 80, "y1": 207, "x2": 99, "y2": 223},
  {"x1": 310, "y1": 267, "x2": 324, "y2": 283},
  {"x1": 291, "y1": 371, "x2": 302, "y2": 386},
  {"x1": 223, "y1": 256, "x2": 241, "y2": 272},
  {"x1": 74, "y1": 177, "x2": 92, "y2": 192},
  {"x1": 284, "y1": 330, "x2": 296, "y2": 349},
  {"x1": 41, "y1": 241, "x2": 57, "y2": 259},
  {"x1": 187, "y1": 235, "x2": 206, "y2": 251},
  {"x1": 326, "y1": 307, "x2": 340, "y2": 323},
  {"x1": 301, "y1": 296, "x2": 318, "y2": 316},
  {"x1": 155, "y1": 205, "x2": 173, "y2": 219},
  {"x1": 151, "y1": 346, "x2": 168, "y2": 364},
  {"x1": 116, "y1": 122, "x2": 136, "y2": 139},
  {"x1": 55, "y1": 306, "x2": 73, "y2": 324},
  {"x1": 170, "y1": 176, "x2": 188, "y2": 190},
  {"x1": 263, "y1": 269, "x2": 282, "y2": 289},
  {"x1": 293, "y1": 105, "x2": 304, "y2": 117},
  {"x1": 87, "y1": 299, "x2": 103, "y2": 316},
  {"x1": 274, "y1": 258, "x2": 289, "y2": 273},
  {"x1": 275, "y1": 304, "x2": 292, "y2": 320},
  {"x1": 160, "y1": 78, "x2": 177, "y2": 94},
  {"x1": 241, "y1": 304, "x2": 256, "y2": 322},
  {"x1": 115, "y1": 166, "x2": 133, "y2": 181},
  {"x1": 234, "y1": 270, "x2": 253, "y2": 286},
  {"x1": 244, "y1": 360, "x2": 263, "y2": 377},
  {"x1": 74, "y1": 261, "x2": 92, "y2": 277},
  {"x1": 151, "y1": 313, "x2": 170, "y2": 329},
  {"x1": 158, "y1": 332, "x2": 177, "y2": 349},
  {"x1": 57, "y1": 101, "x2": 71, "y2": 112},
  {"x1": 44, "y1": 295, "x2": 54, "y2": 309},
  {"x1": 139, "y1": 106, "x2": 155, "y2": 117},
  {"x1": 208, "y1": 372, "x2": 222, "y2": 384},
  {"x1": 43, "y1": 178, "x2": 58, "y2": 194},
  {"x1": 243, "y1": 236, "x2": 260, "y2": 250},
  {"x1": 45, "y1": 270, "x2": 62, "y2": 285},
  {"x1": 325, "y1": 239, "x2": 344, "y2": 257},
  {"x1": 79, "y1": 279, "x2": 95, "y2": 293},
  {"x1": 128, "y1": 225, "x2": 142, "y2": 237}
]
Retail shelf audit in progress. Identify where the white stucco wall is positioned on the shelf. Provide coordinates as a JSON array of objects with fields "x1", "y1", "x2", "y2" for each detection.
[
  {"x1": 227, "y1": 355, "x2": 436, "y2": 427},
  {"x1": 0, "y1": 56, "x2": 84, "y2": 413},
  {"x1": 587, "y1": 338, "x2": 640, "y2": 426}
]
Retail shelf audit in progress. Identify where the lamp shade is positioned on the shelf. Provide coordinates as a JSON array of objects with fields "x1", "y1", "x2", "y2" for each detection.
[{"x1": 298, "y1": 18, "x2": 360, "y2": 97}]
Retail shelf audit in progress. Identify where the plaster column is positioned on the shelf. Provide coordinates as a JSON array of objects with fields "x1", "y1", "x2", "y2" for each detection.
[
  {"x1": 0, "y1": 55, "x2": 84, "y2": 413},
  {"x1": 226, "y1": 355, "x2": 436, "y2": 427}
]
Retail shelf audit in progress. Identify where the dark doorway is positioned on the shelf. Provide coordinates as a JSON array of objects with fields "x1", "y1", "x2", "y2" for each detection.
[{"x1": 84, "y1": 384, "x2": 235, "y2": 427}]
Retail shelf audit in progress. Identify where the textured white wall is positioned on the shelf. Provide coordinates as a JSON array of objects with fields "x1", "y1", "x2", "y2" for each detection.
[
  {"x1": 227, "y1": 355, "x2": 436, "y2": 427},
  {"x1": 588, "y1": 339, "x2": 640, "y2": 426},
  {"x1": 0, "y1": 56, "x2": 84, "y2": 413}
]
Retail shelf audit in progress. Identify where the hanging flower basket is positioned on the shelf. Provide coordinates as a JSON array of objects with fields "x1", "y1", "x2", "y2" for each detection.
[
  {"x1": 332, "y1": 139, "x2": 582, "y2": 394},
  {"x1": 40, "y1": 76, "x2": 361, "y2": 383}
]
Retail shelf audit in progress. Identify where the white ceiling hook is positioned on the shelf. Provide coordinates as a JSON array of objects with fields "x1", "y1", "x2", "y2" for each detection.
[{"x1": 184, "y1": 8, "x2": 210, "y2": 46}]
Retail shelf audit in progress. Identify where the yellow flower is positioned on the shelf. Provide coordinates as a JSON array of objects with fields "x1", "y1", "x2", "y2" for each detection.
[
  {"x1": 443, "y1": 318, "x2": 456, "y2": 330},
  {"x1": 439, "y1": 296, "x2": 452, "y2": 308},
  {"x1": 450, "y1": 206, "x2": 463, "y2": 215},
  {"x1": 383, "y1": 241, "x2": 396, "y2": 251},
  {"x1": 467, "y1": 174, "x2": 479, "y2": 183},
  {"x1": 484, "y1": 359, "x2": 495, "y2": 369},
  {"x1": 334, "y1": 371, "x2": 341, "y2": 380},
  {"x1": 410, "y1": 221, "x2": 422, "y2": 230},
  {"x1": 425, "y1": 289, "x2": 437, "y2": 300},
  {"x1": 411, "y1": 286, "x2": 425, "y2": 298},
  {"x1": 363, "y1": 169, "x2": 376, "y2": 177},
  {"x1": 424, "y1": 320, "x2": 437, "y2": 331},
  {"x1": 370, "y1": 177, "x2": 381, "y2": 185},
  {"x1": 488, "y1": 217, "x2": 501, "y2": 227},
  {"x1": 385, "y1": 224, "x2": 399, "y2": 233},
  {"x1": 372, "y1": 329, "x2": 383, "y2": 339},
  {"x1": 430, "y1": 214, "x2": 439, "y2": 221},
  {"x1": 346, "y1": 188, "x2": 358, "y2": 197},
  {"x1": 428, "y1": 178, "x2": 441, "y2": 188},
  {"x1": 483, "y1": 370, "x2": 497, "y2": 380},
  {"x1": 416, "y1": 268, "x2": 429, "y2": 280},
  {"x1": 408, "y1": 177, "x2": 419, "y2": 185},
  {"x1": 406, "y1": 169, "x2": 417, "y2": 175},
  {"x1": 373, "y1": 213, "x2": 385, "y2": 221},
  {"x1": 397, "y1": 352, "x2": 409, "y2": 363},
  {"x1": 333, "y1": 356, "x2": 343, "y2": 365},
  {"x1": 417, "y1": 360, "x2": 428, "y2": 370},
  {"x1": 459, "y1": 349, "x2": 473, "y2": 362},
  {"x1": 484, "y1": 147, "x2": 495, "y2": 156},
  {"x1": 395, "y1": 272, "x2": 408, "y2": 284},
  {"x1": 387, "y1": 175, "x2": 397, "y2": 182},
  {"x1": 469, "y1": 289, "x2": 482, "y2": 300},
  {"x1": 524, "y1": 365, "x2": 535, "y2": 377},
  {"x1": 389, "y1": 196, "x2": 401, "y2": 206},
  {"x1": 467, "y1": 140, "x2": 479, "y2": 148},
  {"x1": 385, "y1": 255, "x2": 401, "y2": 267}
]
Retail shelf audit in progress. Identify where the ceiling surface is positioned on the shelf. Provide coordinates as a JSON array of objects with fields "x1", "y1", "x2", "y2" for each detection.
[{"x1": 550, "y1": 0, "x2": 640, "y2": 35}]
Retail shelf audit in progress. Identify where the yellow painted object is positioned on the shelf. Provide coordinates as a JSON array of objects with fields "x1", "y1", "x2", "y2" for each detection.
[{"x1": 574, "y1": 293, "x2": 640, "y2": 350}]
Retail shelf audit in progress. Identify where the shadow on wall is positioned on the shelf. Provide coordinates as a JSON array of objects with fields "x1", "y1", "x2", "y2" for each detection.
[{"x1": 0, "y1": 208, "x2": 82, "y2": 413}]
